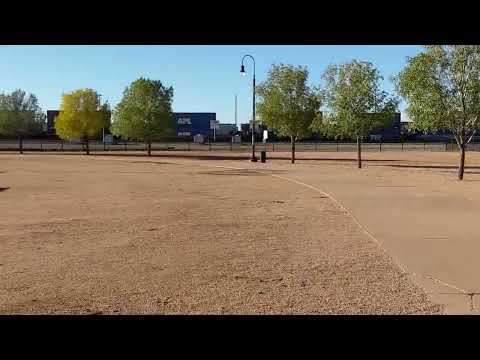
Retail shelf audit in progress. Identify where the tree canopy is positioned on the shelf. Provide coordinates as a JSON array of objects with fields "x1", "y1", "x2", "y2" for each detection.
[
  {"x1": 316, "y1": 60, "x2": 398, "y2": 168},
  {"x1": 55, "y1": 89, "x2": 109, "y2": 154},
  {"x1": 0, "y1": 89, "x2": 45, "y2": 136},
  {"x1": 256, "y1": 64, "x2": 322, "y2": 163},
  {"x1": 111, "y1": 78, "x2": 174, "y2": 156},
  {"x1": 0, "y1": 89, "x2": 46, "y2": 153},
  {"x1": 395, "y1": 45, "x2": 480, "y2": 179}
]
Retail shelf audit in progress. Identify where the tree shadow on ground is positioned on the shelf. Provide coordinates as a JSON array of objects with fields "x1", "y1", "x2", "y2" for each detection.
[
  {"x1": 0, "y1": 151, "x2": 404, "y2": 163},
  {"x1": 127, "y1": 161, "x2": 179, "y2": 165},
  {"x1": 198, "y1": 169, "x2": 287, "y2": 176},
  {"x1": 386, "y1": 164, "x2": 480, "y2": 169},
  {"x1": 378, "y1": 164, "x2": 480, "y2": 174},
  {"x1": 299, "y1": 158, "x2": 402, "y2": 163},
  {"x1": 90, "y1": 153, "x2": 406, "y2": 163},
  {"x1": 94, "y1": 153, "x2": 254, "y2": 161}
]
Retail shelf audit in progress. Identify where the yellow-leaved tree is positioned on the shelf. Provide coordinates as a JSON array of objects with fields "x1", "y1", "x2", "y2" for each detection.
[{"x1": 55, "y1": 89, "x2": 110, "y2": 155}]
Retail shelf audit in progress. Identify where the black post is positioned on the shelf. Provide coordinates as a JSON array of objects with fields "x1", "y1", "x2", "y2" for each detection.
[
  {"x1": 261, "y1": 150, "x2": 266, "y2": 163},
  {"x1": 61, "y1": 140, "x2": 64, "y2": 152},
  {"x1": 337, "y1": 139, "x2": 339, "y2": 152}
]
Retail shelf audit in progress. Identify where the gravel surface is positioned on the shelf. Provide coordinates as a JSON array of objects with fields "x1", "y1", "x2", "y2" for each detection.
[{"x1": 0, "y1": 154, "x2": 442, "y2": 314}]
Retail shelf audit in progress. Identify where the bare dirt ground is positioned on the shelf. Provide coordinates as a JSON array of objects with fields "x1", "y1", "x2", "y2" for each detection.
[{"x1": 1, "y1": 150, "x2": 467, "y2": 314}]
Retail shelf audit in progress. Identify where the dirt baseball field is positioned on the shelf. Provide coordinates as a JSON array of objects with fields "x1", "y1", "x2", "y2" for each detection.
[{"x1": 2, "y1": 149, "x2": 480, "y2": 314}]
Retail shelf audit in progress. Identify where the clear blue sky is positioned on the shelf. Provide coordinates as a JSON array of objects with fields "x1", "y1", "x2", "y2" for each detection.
[{"x1": 0, "y1": 45, "x2": 422, "y2": 124}]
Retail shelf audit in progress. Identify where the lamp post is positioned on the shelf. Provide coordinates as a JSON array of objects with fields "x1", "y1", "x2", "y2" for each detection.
[{"x1": 240, "y1": 54, "x2": 257, "y2": 162}]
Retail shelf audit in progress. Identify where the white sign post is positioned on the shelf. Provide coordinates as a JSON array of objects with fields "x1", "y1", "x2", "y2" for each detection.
[
  {"x1": 210, "y1": 120, "x2": 220, "y2": 142},
  {"x1": 263, "y1": 130, "x2": 268, "y2": 152}
]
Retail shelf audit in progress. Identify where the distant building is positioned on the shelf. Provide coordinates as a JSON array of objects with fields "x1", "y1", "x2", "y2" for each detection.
[
  {"x1": 47, "y1": 110, "x2": 60, "y2": 135},
  {"x1": 401, "y1": 118, "x2": 480, "y2": 142},
  {"x1": 241, "y1": 121, "x2": 263, "y2": 134},
  {"x1": 47, "y1": 111, "x2": 216, "y2": 139},
  {"x1": 216, "y1": 123, "x2": 237, "y2": 137},
  {"x1": 368, "y1": 113, "x2": 401, "y2": 141},
  {"x1": 173, "y1": 112, "x2": 216, "y2": 138}
]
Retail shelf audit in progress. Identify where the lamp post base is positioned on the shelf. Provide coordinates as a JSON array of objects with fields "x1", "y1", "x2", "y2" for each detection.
[{"x1": 250, "y1": 156, "x2": 258, "y2": 162}]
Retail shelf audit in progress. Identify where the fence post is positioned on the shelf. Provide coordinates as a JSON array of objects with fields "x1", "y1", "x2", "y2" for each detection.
[
  {"x1": 187, "y1": 142, "x2": 190, "y2": 151},
  {"x1": 315, "y1": 141, "x2": 318, "y2": 151},
  {"x1": 61, "y1": 140, "x2": 64, "y2": 152},
  {"x1": 445, "y1": 142, "x2": 448, "y2": 151},
  {"x1": 379, "y1": 142, "x2": 382, "y2": 152},
  {"x1": 424, "y1": 141, "x2": 426, "y2": 151},
  {"x1": 40, "y1": 141, "x2": 43, "y2": 152},
  {"x1": 209, "y1": 142, "x2": 212, "y2": 151},
  {"x1": 272, "y1": 143, "x2": 275, "y2": 152},
  {"x1": 337, "y1": 140, "x2": 339, "y2": 152},
  {"x1": 104, "y1": 141, "x2": 106, "y2": 151},
  {"x1": 402, "y1": 142, "x2": 404, "y2": 151}
]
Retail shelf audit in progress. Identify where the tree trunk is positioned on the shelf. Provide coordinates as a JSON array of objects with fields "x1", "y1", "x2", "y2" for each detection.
[
  {"x1": 357, "y1": 136, "x2": 362, "y2": 169},
  {"x1": 85, "y1": 138, "x2": 90, "y2": 155},
  {"x1": 458, "y1": 143, "x2": 466, "y2": 180},
  {"x1": 147, "y1": 140, "x2": 151, "y2": 157},
  {"x1": 19, "y1": 136, "x2": 23, "y2": 154},
  {"x1": 291, "y1": 136, "x2": 295, "y2": 164}
]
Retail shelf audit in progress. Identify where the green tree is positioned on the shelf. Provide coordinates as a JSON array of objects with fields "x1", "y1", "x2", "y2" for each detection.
[
  {"x1": 111, "y1": 78, "x2": 174, "y2": 156},
  {"x1": 55, "y1": 89, "x2": 108, "y2": 155},
  {"x1": 395, "y1": 45, "x2": 480, "y2": 180},
  {"x1": 314, "y1": 60, "x2": 398, "y2": 169},
  {"x1": 257, "y1": 64, "x2": 322, "y2": 163},
  {"x1": 0, "y1": 89, "x2": 46, "y2": 154}
]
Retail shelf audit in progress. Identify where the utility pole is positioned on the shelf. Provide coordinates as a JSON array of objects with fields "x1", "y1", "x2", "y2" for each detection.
[
  {"x1": 98, "y1": 93, "x2": 105, "y2": 143},
  {"x1": 235, "y1": 94, "x2": 237, "y2": 132}
]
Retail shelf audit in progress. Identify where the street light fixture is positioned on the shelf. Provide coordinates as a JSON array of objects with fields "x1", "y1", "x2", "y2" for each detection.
[{"x1": 240, "y1": 54, "x2": 257, "y2": 162}]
